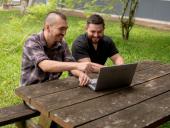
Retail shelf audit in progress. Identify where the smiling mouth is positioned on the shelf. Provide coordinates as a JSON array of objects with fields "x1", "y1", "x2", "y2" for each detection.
[{"x1": 92, "y1": 38, "x2": 100, "y2": 41}]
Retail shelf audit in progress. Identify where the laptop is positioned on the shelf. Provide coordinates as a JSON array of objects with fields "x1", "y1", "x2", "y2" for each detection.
[{"x1": 88, "y1": 63, "x2": 138, "y2": 91}]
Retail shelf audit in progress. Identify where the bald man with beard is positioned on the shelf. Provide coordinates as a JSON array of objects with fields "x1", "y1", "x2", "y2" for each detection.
[{"x1": 19, "y1": 11, "x2": 103, "y2": 128}]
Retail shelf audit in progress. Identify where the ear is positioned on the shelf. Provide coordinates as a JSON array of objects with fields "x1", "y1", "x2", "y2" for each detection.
[{"x1": 45, "y1": 24, "x2": 51, "y2": 32}]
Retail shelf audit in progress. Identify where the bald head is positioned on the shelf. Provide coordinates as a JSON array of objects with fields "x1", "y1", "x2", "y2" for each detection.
[
  {"x1": 43, "y1": 11, "x2": 68, "y2": 47},
  {"x1": 44, "y1": 11, "x2": 67, "y2": 26}
]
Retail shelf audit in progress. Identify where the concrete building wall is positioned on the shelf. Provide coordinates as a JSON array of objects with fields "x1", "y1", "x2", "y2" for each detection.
[{"x1": 136, "y1": 0, "x2": 170, "y2": 22}]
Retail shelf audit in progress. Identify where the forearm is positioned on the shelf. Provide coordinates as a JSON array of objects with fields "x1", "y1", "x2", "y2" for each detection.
[
  {"x1": 70, "y1": 70, "x2": 82, "y2": 77},
  {"x1": 38, "y1": 60, "x2": 78, "y2": 73},
  {"x1": 111, "y1": 54, "x2": 124, "y2": 65},
  {"x1": 115, "y1": 57, "x2": 124, "y2": 65}
]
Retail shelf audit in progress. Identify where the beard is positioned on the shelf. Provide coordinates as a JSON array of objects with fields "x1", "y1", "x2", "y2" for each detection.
[
  {"x1": 90, "y1": 35, "x2": 103, "y2": 44},
  {"x1": 92, "y1": 38, "x2": 100, "y2": 43}
]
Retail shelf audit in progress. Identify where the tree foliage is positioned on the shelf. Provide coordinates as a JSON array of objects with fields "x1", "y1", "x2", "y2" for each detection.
[{"x1": 59, "y1": 0, "x2": 139, "y2": 40}]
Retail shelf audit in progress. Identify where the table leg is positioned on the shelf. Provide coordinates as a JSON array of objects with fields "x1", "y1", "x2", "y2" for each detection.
[{"x1": 38, "y1": 114, "x2": 52, "y2": 128}]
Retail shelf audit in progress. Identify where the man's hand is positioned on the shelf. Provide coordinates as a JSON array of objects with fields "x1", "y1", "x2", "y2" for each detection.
[
  {"x1": 70, "y1": 70, "x2": 90, "y2": 86},
  {"x1": 78, "y1": 72, "x2": 90, "y2": 86},
  {"x1": 76, "y1": 62, "x2": 92, "y2": 73},
  {"x1": 90, "y1": 62, "x2": 104, "y2": 73},
  {"x1": 77, "y1": 62, "x2": 104, "y2": 73}
]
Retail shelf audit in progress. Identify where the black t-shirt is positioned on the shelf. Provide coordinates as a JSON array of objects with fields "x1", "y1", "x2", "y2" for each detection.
[{"x1": 72, "y1": 33, "x2": 119, "y2": 65}]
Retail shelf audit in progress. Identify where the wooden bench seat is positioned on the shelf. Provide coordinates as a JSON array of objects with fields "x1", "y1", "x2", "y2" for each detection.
[{"x1": 0, "y1": 103, "x2": 40, "y2": 126}]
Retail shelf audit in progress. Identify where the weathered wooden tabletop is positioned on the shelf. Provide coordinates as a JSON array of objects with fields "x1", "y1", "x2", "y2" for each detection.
[{"x1": 15, "y1": 61, "x2": 170, "y2": 128}]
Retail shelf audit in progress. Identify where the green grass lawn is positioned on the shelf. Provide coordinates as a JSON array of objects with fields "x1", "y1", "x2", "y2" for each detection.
[{"x1": 0, "y1": 10, "x2": 170, "y2": 128}]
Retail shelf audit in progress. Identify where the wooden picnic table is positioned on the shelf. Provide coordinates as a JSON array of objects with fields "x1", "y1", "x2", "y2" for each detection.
[{"x1": 15, "y1": 61, "x2": 170, "y2": 128}]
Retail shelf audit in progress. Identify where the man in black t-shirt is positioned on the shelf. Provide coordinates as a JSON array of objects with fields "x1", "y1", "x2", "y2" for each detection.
[{"x1": 72, "y1": 14, "x2": 124, "y2": 69}]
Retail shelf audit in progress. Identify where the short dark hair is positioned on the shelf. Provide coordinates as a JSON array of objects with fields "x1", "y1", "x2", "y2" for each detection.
[{"x1": 87, "y1": 14, "x2": 105, "y2": 28}]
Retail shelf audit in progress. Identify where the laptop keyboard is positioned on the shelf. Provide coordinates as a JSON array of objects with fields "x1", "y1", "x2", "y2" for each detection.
[
  {"x1": 88, "y1": 79, "x2": 97, "y2": 90},
  {"x1": 89, "y1": 79, "x2": 97, "y2": 85}
]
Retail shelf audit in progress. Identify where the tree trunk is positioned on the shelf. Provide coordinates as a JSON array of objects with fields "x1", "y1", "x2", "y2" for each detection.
[
  {"x1": 121, "y1": 23, "x2": 130, "y2": 40},
  {"x1": 120, "y1": 0, "x2": 139, "y2": 41}
]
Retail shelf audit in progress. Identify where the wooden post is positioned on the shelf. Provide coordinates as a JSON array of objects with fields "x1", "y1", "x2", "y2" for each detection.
[{"x1": 38, "y1": 114, "x2": 51, "y2": 128}]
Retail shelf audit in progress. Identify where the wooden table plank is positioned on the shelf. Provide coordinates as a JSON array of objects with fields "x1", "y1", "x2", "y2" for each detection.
[
  {"x1": 32, "y1": 87, "x2": 112, "y2": 116},
  {"x1": 132, "y1": 64, "x2": 170, "y2": 85},
  {"x1": 0, "y1": 104, "x2": 39, "y2": 126},
  {"x1": 136, "y1": 61, "x2": 163, "y2": 71},
  {"x1": 15, "y1": 61, "x2": 163, "y2": 103},
  {"x1": 78, "y1": 91, "x2": 170, "y2": 128},
  {"x1": 50, "y1": 74, "x2": 170, "y2": 128},
  {"x1": 15, "y1": 77, "x2": 79, "y2": 103}
]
